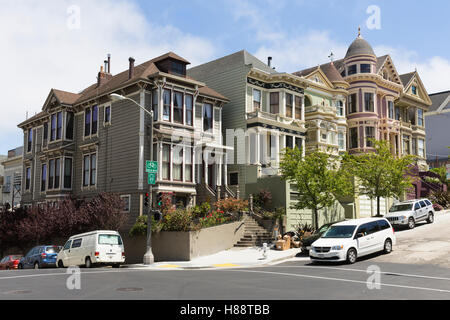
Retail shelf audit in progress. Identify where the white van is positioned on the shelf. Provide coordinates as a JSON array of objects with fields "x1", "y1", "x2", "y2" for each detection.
[
  {"x1": 309, "y1": 218, "x2": 396, "y2": 264},
  {"x1": 57, "y1": 230, "x2": 125, "y2": 268}
]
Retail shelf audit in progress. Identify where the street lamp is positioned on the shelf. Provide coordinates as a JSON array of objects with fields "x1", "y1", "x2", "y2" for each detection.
[{"x1": 110, "y1": 93, "x2": 155, "y2": 265}]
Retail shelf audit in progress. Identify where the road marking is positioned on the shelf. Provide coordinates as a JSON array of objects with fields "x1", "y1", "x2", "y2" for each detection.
[
  {"x1": 268, "y1": 265, "x2": 450, "y2": 281},
  {"x1": 157, "y1": 264, "x2": 181, "y2": 268},
  {"x1": 213, "y1": 263, "x2": 240, "y2": 268},
  {"x1": 227, "y1": 269, "x2": 450, "y2": 294}
]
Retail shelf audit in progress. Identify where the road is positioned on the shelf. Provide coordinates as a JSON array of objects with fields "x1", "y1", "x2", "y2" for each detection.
[{"x1": 0, "y1": 211, "x2": 449, "y2": 301}]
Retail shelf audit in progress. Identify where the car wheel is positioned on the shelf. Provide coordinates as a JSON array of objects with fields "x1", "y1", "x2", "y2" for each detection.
[
  {"x1": 408, "y1": 217, "x2": 415, "y2": 229},
  {"x1": 57, "y1": 260, "x2": 65, "y2": 268},
  {"x1": 34, "y1": 262, "x2": 40, "y2": 269},
  {"x1": 6, "y1": 266, "x2": 10, "y2": 270},
  {"x1": 346, "y1": 248, "x2": 357, "y2": 264},
  {"x1": 383, "y1": 239, "x2": 392, "y2": 254},
  {"x1": 85, "y1": 257, "x2": 92, "y2": 268},
  {"x1": 112, "y1": 264, "x2": 121, "y2": 268},
  {"x1": 427, "y1": 212, "x2": 434, "y2": 224},
  {"x1": 18, "y1": 264, "x2": 23, "y2": 269}
]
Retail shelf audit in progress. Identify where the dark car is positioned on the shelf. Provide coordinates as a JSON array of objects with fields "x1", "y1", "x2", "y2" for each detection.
[
  {"x1": 300, "y1": 221, "x2": 342, "y2": 253},
  {"x1": 0, "y1": 255, "x2": 23, "y2": 270},
  {"x1": 18, "y1": 245, "x2": 62, "y2": 269}
]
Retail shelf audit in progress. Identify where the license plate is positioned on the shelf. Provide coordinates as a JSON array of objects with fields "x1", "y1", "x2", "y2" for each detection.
[{"x1": 318, "y1": 253, "x2": 324, "y2": 258}]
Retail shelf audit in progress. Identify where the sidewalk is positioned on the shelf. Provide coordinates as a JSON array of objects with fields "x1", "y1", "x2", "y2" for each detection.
[{"x1": 124, "y1": 246, "x2": 307, "y2": 270}]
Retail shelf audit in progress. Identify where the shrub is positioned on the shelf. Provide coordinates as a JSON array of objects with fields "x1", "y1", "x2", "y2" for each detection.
[
  {"x1": 254, "y1": 189, "x2": 272, "y2": 209},
  {"x1": 214, "y1": 198, "x2": 248, "y2": 213},
  {"x1": 433, "y1": 203, "x2": 444, "y2": 211},
  {"x1": 199, "y1": 210, "x2": 232, "y2": 228},
  {"x1": 192, "y1": 202, "x2": 211, "y2": 218},
  {"x1": 162, "y1": 209, "x2": 198, "y2": 232},
  {"x1": 429, "y1": 190, "x2": 450, "y2": 209},
  {"x1": 260, "y1": 207, "x2": 285, "y2": 221},
  {"x1": 129, "y1": 215, "x2": 163, "y2": 237}
]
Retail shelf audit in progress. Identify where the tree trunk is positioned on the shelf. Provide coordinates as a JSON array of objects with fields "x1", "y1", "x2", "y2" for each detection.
[
  {"x1": 313, "y1": 207, "x2": 319, "y2": 231},
  {"x1": 376, "y1": 196, "x2": 381, "y2": 217}
]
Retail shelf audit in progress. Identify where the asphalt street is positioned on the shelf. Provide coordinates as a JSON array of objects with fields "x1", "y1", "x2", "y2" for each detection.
[{"x1": 0, "y1": 259, "x2": 449, "y2": 300}]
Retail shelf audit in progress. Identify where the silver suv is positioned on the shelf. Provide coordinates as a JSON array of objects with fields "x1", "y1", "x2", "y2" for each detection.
[{"x1": 385, "y1": 199, "x2": 435, "y2": 229}]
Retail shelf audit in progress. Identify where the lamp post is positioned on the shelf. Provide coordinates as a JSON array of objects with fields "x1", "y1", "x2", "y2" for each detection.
[{"x1": 110, "y1": 93, "x2": 155, "y2": 265}]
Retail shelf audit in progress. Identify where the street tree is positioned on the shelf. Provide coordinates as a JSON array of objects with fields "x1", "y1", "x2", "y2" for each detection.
[
  {"x1": 280, "y1": 147, "x2": 353, "y2": 229},
  {"x1": 342, "y1": 139, "x2": 417, "y2": 217}
]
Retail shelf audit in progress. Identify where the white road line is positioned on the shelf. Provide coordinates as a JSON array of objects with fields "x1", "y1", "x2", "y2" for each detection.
[
  {"x1": 227, "y1": 269, "x2": 450, "y2": 294},
  {"x1": 266, "y1": 264, "x2": 450, "y2": 281}
]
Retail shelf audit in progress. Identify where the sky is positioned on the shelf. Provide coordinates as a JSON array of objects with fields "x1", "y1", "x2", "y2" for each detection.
[{"x1": 0, "y1": 0, "x2": 449, "y2": 154}]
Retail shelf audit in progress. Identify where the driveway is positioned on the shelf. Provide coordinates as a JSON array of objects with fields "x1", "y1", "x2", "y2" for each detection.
[{"x1": 370, "y1": 210, "x2": 450, "y2": 268}]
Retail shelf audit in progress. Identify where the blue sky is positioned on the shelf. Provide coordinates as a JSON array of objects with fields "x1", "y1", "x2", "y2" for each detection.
[{"x1": 0, "y1": 0, "x2": 449, "y2": 153}]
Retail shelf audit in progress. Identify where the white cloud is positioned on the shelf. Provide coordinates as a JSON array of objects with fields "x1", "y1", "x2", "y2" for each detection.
[{"x1": 0, "y1": 0, "x2": 217, "y2": 152}]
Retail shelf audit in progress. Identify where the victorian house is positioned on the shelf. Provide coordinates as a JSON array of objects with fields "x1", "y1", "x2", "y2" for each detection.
[{"x1": 17, "y1": 52, "x2": 230, "y2": 229}]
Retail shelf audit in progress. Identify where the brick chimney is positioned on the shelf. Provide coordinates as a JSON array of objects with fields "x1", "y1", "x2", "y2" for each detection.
[{"x1": 129, "y1": 57, "x2": 135, "y2": 79}]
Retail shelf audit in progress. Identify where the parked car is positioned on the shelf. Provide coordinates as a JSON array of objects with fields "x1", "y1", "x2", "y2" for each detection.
[
  {"x1": 18, "y1": 246, "x2": 62, "y2": 269},
  {"x1": 301, "y1": 221, "x2": 343, "y2": 253},
  {"x1": 57, "y1": 230, "x2": 125, "y2": 268},
  {"x1": 309, "y1": 217, "x2": 396, "y2": 264},
  {"x1": 385, "y1": 199, "x2": 435, "y2": 229},
  {"x1": 0, "y1": 255, "x2": 23, "y2": 270}
]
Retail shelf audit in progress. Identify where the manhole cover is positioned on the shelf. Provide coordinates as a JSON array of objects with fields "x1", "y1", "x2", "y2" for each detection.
[
  {"x1": 4, "y1": 290, "x2": 32, "y2": 295},
  {"x1": 116, "y1": 287, "x2": 143, "y2": 292}
]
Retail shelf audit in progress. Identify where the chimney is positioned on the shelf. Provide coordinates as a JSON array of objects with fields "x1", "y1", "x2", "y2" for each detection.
[
  {"x1": 129, "y1": 57, "x2": 135, "y2": 79},
  {"x1": 97, "y1": 65, "x2": 106, "y2": 87},
  {"x1": 107, "y1": 54, "x2": 111, "y2": 73},
  {"x1": 104, "y1": 60, "x2": 108, "y2": 73},
  {"x1": 268, "y1": 57, "x2": 272, "y2": 67}
]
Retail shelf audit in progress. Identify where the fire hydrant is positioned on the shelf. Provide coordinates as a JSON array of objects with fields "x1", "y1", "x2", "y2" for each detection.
[{"x1": 262, "y1": 243, "x2": 268, "y2": 259}]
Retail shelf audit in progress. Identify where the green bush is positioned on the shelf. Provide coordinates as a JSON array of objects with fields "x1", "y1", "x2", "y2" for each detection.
[
  {"x1": 162, "y1": 209, "x2": 199, "y2": 232},
  {"x1": 129, "y1": 215, "x2": 163, "y2": 237}
]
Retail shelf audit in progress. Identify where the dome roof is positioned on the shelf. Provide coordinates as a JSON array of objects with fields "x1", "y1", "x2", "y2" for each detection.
[{"x1": 345, "y1": 36, "x2": 375, "y2": 59}]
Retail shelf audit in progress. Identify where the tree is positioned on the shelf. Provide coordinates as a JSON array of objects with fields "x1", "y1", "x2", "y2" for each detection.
[
  {"x1": 342, "y1": 139, "x2": 417, "y2": 217},
  {"x1": 280, "y1": 147, "x2": 353, "y2": 229}
]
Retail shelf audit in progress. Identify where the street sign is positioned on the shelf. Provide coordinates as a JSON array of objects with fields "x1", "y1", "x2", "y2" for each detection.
[
  {"x1": 146, "y1": 160, "x2": 158, "y2": 173},
  {"x1": 148, "y1": 172, "x2": 156, "y2": 185}
]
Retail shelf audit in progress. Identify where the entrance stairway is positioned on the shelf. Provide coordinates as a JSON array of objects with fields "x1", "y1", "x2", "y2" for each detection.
[{"x1": 234, "y1": 213, "x2": 274, "y2": 247}]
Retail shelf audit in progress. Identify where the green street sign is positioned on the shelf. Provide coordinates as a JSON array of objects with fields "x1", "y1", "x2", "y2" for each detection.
[
  {"x1": 148, "y1": 172, "x2": 156, "y2": 185},
  {"x1": 146, "y1": 160, "x2": 158, "y2": 173}
]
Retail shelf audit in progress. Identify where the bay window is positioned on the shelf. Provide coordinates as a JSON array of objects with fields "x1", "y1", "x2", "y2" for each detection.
[
  {"x1": 64, "y1": 158, "x2": 72, "y2": 189},
  {"x1": 66, "y1": 112, "x2": 74, "y2": 140},
  {"x1": 185, "y1": 147, "x2": 193, "y2": 182},
  {"x1": 270, "y1": 92, "x2": 279, "y2": 114},
  {"x1": 162, "y1": 144, "x2": 170, "y2": 180},
  {"x1": 41, "y1": 164, "x2": 47, "y2": 191},
  {"x1": 48, "y1": 159, "x2": 55, "y2": 189},
  {"x1": 51, "y1": 114, "x2": 57, "y2": 141},
  {"x1": 54, "y1": 158, "x2": 61, "y2": 189},
  {"x1": 56, "y1": 112, "x2": 62, "y2": 140},
  {"x1": 286, "y1": 93, "x2": 293, "y2": 118},
  {"x1": 418, "y1": 139, "x2": 425, "y2": 157},
  {"x1": 295, "y1": 96, "x2": 302, "y2": 120},
  {"x1": 163, "y1": 89, "x2": 171, "y2": 121},
  {"x1": 364, "y1": 93, "x2": 374, "y2": 112},
  {"x1": 388, "y1": 101, "x2": 394, "y2": 119},
  {"x1": 25, "y1": 167, "x2": 31, "y2": 191},
  {"x1": 186, "y1": 94, "x2": 193, "y2": 126},
  {"x1": 418, "y1": 108, "x2": 424, "y2": 126},
  {"x1": 173, "y1": 91, "x2": 183, "y2": 124},
  {"x1": 27, "y1": 128, "x2": 32, "y2": 152},
  {"x1": 253, "y1": 89, "x2": 261, "y2": 110},
  {"x1": 152, "y1": 90, "x2": 159, "y2": 122},
  {"x1": 350, "y1": 127, "x2": 358, "y2": 149},
  {"x1": 365, "y1": 127, "x2": 375, "y2": 147},
  {"x1": 348, "y1": 94, "x2": 357, "y2": 114}
]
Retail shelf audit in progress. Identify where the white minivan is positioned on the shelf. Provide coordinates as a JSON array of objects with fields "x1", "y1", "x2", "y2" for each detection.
[
  {"x1": 309, "y1": 218, "x2": 396, "y2": 264},
  {"x1": 57, "y1": 230, "x2": 125, "y2": 268}
]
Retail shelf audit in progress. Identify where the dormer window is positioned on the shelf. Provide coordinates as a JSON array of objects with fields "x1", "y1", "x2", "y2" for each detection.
[
  {"x1": 171, "y1": 60, "x2": 185, "y2": 76},
  {"x1": 412, "y1": 86, "x2": 417, "y2": 95}
]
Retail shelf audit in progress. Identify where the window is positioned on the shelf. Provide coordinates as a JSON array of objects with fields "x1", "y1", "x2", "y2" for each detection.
[
  {"x1": 163, "y1": 89, "x2": 171, "y2": 121},
  {"x1": 295, "y1": 96, "x2": 302, "y2": 120},
  {"x1": 418, "y1": 139, "x2": 425, "y2": 157},
  {"x1": 41, "y1": 164, "x2": 47, "y2": 192},
  {"x1": 365, "y1": 127, "x2": 375, "y2": 147},
  {"x1": 91, "y1": 106, "x2": 98, "y2": 135},
  {"x1": 377, "y1": 219, "x2": 390, "y2": 230},
  {"x1": 25, "y1": 167, "x2": 31, "y2": 190},
  {"x1": 203, "y1": 103, "x2": 213, "y2": 132},
  {"x1": 120, "y1": 195, "x2": 131, "y2": 212},
  {"x1": 270, "y1": 92, "x2": 279, "y2": 114},
  {"x1": 90, "y1": 154, "x2": 96, "y2": 186},
  {"x1": 388, "y1": 101, "x2": 394, "y2": 119},
  {"x1": 173, "y1": 91, "x2": 183, "y2": 124},
  {"x1": 338, "y1": 132, "x2": 345, "y2": 150},
  {"x1": 341, "y1": 70, "x2": 346, "y2": 77},
  {"x1": 414, "y1": 202, "x2": 421, "y2": 210},
  {"x1": 162, "y1": 144, "x2": 170, "y2": 180},
  {"x1": 104, "y1": 106, "x2": 111, "y2": 124},
  {"x1": 27, "y1": 128, "x2": 32, "y2": 152},
  {"x1": 185, "y1": 147, "x2": 192, "y2": 182},
  {"x1": 403, "y1": 135, "x2": 411, "y2": 154},
  {"x1": 286, "y1": 135, "x2": 293, "y2": 149},
  {"x1": 63, "y1": 241, "x2": 72, "y2": 250},
  {"x1": 348, "y1": 65, "x2": 357, "y2": 75},
  {"x1": 186, "y1": 94, "x2": 193, "y2": 126},
  {"x1": 412, "y1": 138, "x2": 417, "y2": 155},
  {"x1": 350, "y1": 127, "x2": 358, "y2": 149},
  {"x1": 364, "y1": 93, "x2": 374, "y2": 112},
  {"x1": 336, "y1": 101, "x2": 344, "y2": 116},
  {"x1": 356, "y1": 224, "x2": 369, "y2": 236},
  {"x1": 84, "y1": 108, "x2": 91, "y2": 136},
  {"x1": 253, "y1": 89, "x2": 261, "y2": 110},
  {"x1": 360, "y1": 64, "x2": 371, "y2": 73},
  {"x1": 152, "y1": 90, "x2": 159, "y2": 122},
  {"x1": 173, "y1": 147, "x2": 182, "y2": 181},
  {"x1": 48, "y1": 159, "x2": 55, "y2": 189},
  {"x1": 367, "y1": 221, "x2": 380, "y2": 235},
  {"x1": 54, "y1": 158, "x2": 61, "y2": 189},
  {"x1": 64, "y1": 158, "x2": 72, "y2": 189},
  {"x1": 171, "y1": 60, "x2": 185, "y2": 76},
  {"x1": 51, "y1": 114, "x2": 57, "y2": 141},
  {"x1": 417, "y1": 108, "x2": 424, "y2": 126},
  {"x1": 348, "y1": 94, "x2": 357, "y2": 114},
  {"x1": 4, "y1": 176, "x2": 11, "y2": 193},
  {"x1": 286, "y1": 93, "x2": 293, "y2": 118},
  {"x1": 71, "y1": 239, "x2": 82, "y2": 248},
  {"x1": 295, "y1": 137, "x2": 302, "y2": 150},
  {"x1": 412, "y1": 86, "x2": 417, "y2": 95},
  {"x1": 395, "y1": 106, "x2": 401, "y2": 120},
  {"x1": 66, "y1": 112, "x2": 74, "y2": 139},
  {"x1": 43, "y1": 122, "x2": 48, "y2": 141},
  {"x1": 56, "y1": 112, "x2": 62, "y2": 140},
  {"x1": 83, "y1": 155, "x2": 90, "y2": 187},
  {"x1": 98, "y1": 234, "x2": 123, "y2": 245},
  {"x1": 229, "y1": 172, "x2": 238, "y2": 185}
]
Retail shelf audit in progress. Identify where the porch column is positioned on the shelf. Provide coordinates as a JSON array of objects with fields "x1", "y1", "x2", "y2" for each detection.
[{"x1": 223, "y1": 153, "x2": 228, "y2": 187}]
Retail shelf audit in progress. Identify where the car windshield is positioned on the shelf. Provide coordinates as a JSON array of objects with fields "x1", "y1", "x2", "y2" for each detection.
[
  {"x1": 322, "y1": 226, "x2": 356, "y2": 238},
  {"x1": 317, "y1": 224, "x2": 331, "y2": 234},
  {"x1": 46, "y1": 247, "x2": 61, "y2": 253},
  {"x1": 390, "y1": 204, "x2": 413, "y2": 212},
  {"x1": 98, "y1": 234, "x2": 122, "y2": 245},
  {"x1": 11, "y1": 255, "x2": 22, "y2": 260}
]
